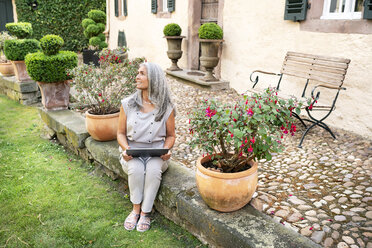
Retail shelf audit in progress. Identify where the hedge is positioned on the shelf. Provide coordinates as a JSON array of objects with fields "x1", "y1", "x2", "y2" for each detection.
[
  {"x1": 4, "y1": 39, "x2": 40, "y2": 61},
  {"x1": 198, "y1": 23, "x2": 223, "y2": 40},
  {"x1": 40, "y1": 35, "x2": 64, "y2": 56},
  {"x1": 14, "y1": 0, "x2": 106, "y2": 51},
  {"x1": 25, "y1": 51, "x2": 77, "y2": 82},
  {"x1": 163, "y1": 23, "x2": 182, "y2": 36},
  {"x1": 5, "y1": 22, "x2": 33, "y2": 39}
]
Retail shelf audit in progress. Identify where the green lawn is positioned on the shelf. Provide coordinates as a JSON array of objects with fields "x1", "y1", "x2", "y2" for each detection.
[{"x1": 0, "y1": 95, "x2": 205, "y2": 248}]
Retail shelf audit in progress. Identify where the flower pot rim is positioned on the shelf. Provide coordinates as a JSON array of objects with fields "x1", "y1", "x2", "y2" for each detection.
[
  {"x1": 198, "y1": 39, "x2": 224, "y2": 43},
  {"x1": 85, "y1": 110, "x2": 120, "y2": 119},
  {"x1": 196, "y1": 154, "x2": 258, "y2": 179},
  {"x1": 163, "y1": 36, "x2": 186, "y2": 39},
  {"x1": 0, "y1": 61, "x2": 12, "y2": 65},
  {"x1": 37, "y1": 80, "x2": 70, "y2": 84}
]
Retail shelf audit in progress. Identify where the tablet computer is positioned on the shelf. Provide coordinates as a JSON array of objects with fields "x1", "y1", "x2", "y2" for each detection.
[{"x1": 126, "y1": 148, "x2": 169, "y2": 157}]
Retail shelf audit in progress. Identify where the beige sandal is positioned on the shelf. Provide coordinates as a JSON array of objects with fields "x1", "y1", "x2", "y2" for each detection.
[
  {"x1": 124, "y1": 211, "x2": 140, "y2": 231},
  {"x1": 136, "y1": 214, "x2": 151, "y2": 232}
]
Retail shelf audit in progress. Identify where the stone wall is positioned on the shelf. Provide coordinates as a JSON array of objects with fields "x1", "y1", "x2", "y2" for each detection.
[{"x1": 0, "y1": 75, "x2": 40, "y2": 105}]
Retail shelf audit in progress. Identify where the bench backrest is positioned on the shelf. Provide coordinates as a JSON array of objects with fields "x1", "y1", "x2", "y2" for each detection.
[{"x1": 280, "y1": 51, "x2": 351, "y2": 87}]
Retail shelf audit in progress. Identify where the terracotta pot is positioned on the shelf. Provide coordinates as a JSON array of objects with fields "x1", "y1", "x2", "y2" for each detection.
[
  {"x1": 11, "y1": 60, "x2": 31, "y2": 81},
  {"x1": 37, "y1": 81, "x2": 70, "y2": 110},
  {"x1": 199, "y1": 39, "x2": 224, "y2": 82},
  {"x1": 0, "y1": 62, "x2": 15, "y2": 76},
  {"x1": 85, "y1": 111, "x2": 119, "y2": 141},
  {"x1": 196, "y1": 155, "x2": 258, "y2": 212},
  {"x1": 164, "y1": 36, "x2": 185, "y2": 71}
]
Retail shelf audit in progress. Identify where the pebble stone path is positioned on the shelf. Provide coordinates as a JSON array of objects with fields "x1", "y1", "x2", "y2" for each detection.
[{"x1": 167, "y1": 76, "x2": 372, "y2": 248}]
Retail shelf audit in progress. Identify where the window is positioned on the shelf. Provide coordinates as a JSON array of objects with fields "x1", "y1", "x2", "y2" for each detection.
[
  {"x1": 151, "y1": 0, "x2": 175, "y2": 14},
  {"x1": 321, "y1": 0, "x2": 363, "y2": 19},
  {"x1": 162, "y1": 0, "x2": 169, "y2": 13},
  {"x1": 115, "y1": 0, "x2": 127, "y2": 17}
]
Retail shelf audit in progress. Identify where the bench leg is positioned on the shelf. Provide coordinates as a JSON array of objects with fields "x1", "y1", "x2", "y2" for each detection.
[{"x1": 293, "y1": 113, "x2": 307, "y2": 128}]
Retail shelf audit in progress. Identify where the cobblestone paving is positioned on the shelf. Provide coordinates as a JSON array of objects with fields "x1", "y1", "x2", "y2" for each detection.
[{"x1": 168, "y1": 76, "x2": 372, "y2": 248}]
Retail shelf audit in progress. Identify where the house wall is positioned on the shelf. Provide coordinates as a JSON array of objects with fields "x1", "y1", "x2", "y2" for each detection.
[
  {"x1": 221, "y1": 0, "x2": 372, "y2": 138},
  {"x1": 108, "y1": 0, "x2": 189, "y2": 69},
  {"x1": 108, "y1": 0, "x2": 372, "y2": 138}
]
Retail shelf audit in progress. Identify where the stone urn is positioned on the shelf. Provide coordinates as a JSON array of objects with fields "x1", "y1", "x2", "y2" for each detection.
[
  {"x1": 164, "y1": 36, "x2": 186, "y2": 71},
  {"x1": 85, "y1": 111, "x2": 119, "y2": 141},
  {"x1": 199, "y1": 39, "x2": 224, "y2": 82},
  {"x1": 37, "y1": 81, "x2": 70, "y2": 110},
  {"x1": 0, "y1": 62, "x2": 15, "y2": 76},
  {"x1": 12, "y1": 60, "x2": 32, "y2": 81},
  {"x1": 196, "y1": 154, "x2": 258, "y2": 212}
]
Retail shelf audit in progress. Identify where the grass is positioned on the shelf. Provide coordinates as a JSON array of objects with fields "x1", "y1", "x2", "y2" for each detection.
[{"x1": 0, "y1": 95, "x2": 206, "y2": 248}]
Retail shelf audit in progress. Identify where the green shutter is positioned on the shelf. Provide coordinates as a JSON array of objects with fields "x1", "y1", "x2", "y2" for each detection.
[
  {"x1": 364, "y1": 0, "x2": 372, "y2": 19},
  {"x1": 124, "y1": 0, "x2": 128, "y2": 16},
  {"x1": 284, "y1": 0, "x2": 307, "y2": 21},
  {"x1": 118, "y1": 30, "x2": 127, "y2": 47},
  {"x1": 151, "y1": 0, "x2": 157, "y2": 14},
  {"x1": 168, "y1": 0, "x2": 175, "y2": 12},
  {"x1": 114, "y1": 0, "x2": 119, "y2": 17}
]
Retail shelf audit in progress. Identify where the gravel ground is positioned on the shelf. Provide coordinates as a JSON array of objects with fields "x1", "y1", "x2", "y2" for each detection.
[{"x1": 167, "y1": 76, "x2": 372, "y2": 248}]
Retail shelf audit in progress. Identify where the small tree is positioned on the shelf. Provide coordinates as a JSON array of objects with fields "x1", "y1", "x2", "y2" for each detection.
[{"x1": 82, "y1": 10, "x2": 108, "y2": 50}]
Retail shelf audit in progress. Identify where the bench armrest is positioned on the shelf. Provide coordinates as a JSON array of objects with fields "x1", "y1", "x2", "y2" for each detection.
[
  {"x1": 249, "y1": 70, "x2": 282, "y2": 89},
  {"x1": 308, "y1": 84, "x2": 346, "y2": 110}
]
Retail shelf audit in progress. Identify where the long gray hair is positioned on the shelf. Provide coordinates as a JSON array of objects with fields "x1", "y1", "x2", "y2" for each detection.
[{"x1": 128, "y1": 62, "x2": 175, "y2": 121}]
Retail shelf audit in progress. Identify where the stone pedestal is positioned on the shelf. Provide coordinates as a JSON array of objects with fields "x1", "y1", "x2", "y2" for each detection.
[{"x1": 0, "y1": 74, "x2": 40, "y2": 105}]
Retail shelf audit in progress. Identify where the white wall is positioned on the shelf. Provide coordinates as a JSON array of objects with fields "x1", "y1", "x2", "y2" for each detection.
[{"x1": 108, "y1": 0, "x2": 188, "y2": 69}]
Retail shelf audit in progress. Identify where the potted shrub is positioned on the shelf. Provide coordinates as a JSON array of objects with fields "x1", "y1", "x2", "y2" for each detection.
[
  {"x1": 25, "y1": 35, "x2": 78, "y2": 110},
  {"x1": 163, "y1": 23, "x2": 185, "y2": 71},
  {"x1": 3, "y1": 22, "x2": 40, "y2": 81},
  {"x1": 198, "y1": 23, "x2": 224, "y2": 82},
  {"x1": 82, "y1": 10, "x2": 108, "y2": 66},
  {"x1": 0, "y1": 31, "x2": 15, "y2": 76},
  {"x1": 189, "y1": 88, "x2": 302, "y2": 212},
  {"x1": 68, "y1": 54, "x2": 144, "y2": 141}
]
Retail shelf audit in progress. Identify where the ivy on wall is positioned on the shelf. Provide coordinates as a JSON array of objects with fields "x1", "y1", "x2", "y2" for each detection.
[{"x1": 15, "y1": 0, "x2": 106, "y2": 51}]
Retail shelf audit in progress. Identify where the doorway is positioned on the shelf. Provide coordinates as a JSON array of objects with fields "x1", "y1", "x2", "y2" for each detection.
[{"x1": 0, "y1": 0, "x2": 14, "y2": 32}]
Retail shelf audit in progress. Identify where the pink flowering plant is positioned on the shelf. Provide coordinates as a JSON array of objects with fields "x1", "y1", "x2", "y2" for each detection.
[
  {"x1": 189, "y1": 88, "x2": 302, "y2": 173},
  {"x1": 68, "y1": 55, "x2": 145, "y2": 115}
]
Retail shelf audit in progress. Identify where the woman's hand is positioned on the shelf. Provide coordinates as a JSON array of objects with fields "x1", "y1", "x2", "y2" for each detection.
[
  {"x1": 160, "y1": 151, "x2": 171, "y2": 161},
  {"x1": 122, "y1": 147, "x2": 133, "y2": 161}
]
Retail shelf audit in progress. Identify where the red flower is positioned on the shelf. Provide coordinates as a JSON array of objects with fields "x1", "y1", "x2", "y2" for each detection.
[
  {"x1": 250, "y1": 137, "x2": 255, "y2": 144},
  {"x1": 308, "y1": 104, "x2": 313, "y2": 110},
  {"x1": 205, "y1": 106, "x2": 216, "y2": 117},
  {"x1": 247, "y1": 108, "x2": 254, "y2": 116},
  {"x1": 102, "y1": 99, "x2": 105, "y2": 102},
  {"x1": 248, "y1": 145, "x2": 253, "y2": 153},
  {"x1": 230, "y1": 133, "x2": 234, "y2": 138},
  {"x1": 233, "y1": 118, "x2": 237, "y2": 122},
  {"x1": 98, "y1": 93, "x2": 102, "y2": 96}
]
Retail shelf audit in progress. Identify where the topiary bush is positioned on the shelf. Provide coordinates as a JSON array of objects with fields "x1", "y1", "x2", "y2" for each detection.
[
  {"x1": 82, "y1": 9, "x2": 107, "y2": 50},
  {"x1": 163, "y1": 23, "x2": 182, "y2": 36},
  {"x1": 40, "y1": 35, "x2": 64, "y2": 56},
  {"x1": 5, "y1": 22, "x2": 33, "y2": 39},
  {"x1": 198, "y1": 23, "x2": 223, "y2": 40},
  {"x1": 25, "y1": 35, "x2": 77, "y2": 83},
  {"x1": 4, "y1": 39, "x2": 40, "y2": 61}
]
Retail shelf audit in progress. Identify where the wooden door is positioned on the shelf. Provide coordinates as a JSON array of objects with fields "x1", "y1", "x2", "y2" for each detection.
[
  {"x1": 0, "y1": 0, "x2": 14, "y2": 32},
  {"x1": 201, "y1": 0, "x2": 218, "y2": 24}
]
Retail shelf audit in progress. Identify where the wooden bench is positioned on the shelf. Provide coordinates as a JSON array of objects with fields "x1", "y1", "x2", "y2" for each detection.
[{"x1": 249, "y1": 51, "x2": 351, "y2": 148}]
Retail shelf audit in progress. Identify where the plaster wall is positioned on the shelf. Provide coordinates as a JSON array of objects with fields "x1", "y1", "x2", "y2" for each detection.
[
  {"x1": 108, "y1": 0, "x2": 189, "y2": 69},
  {"x1": 221, "y1": 0, "x2": 372, "y2": 138}
]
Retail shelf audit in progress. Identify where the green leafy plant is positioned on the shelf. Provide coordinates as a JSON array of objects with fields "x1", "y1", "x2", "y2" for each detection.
[
  {"x1": 0, "y1": 31, "x2": 15, "y2": 62},
  {"x1": 5, "y1": 22, "x2": 33, "y2": 39},
  {"x1": 25, "y1": 35, "x2": 77, "y2": 82},
  {"x1": 198, "y1": 23, "x2": 223, "y2": 40},
  {"x1": 15, "y1": 0, "x2": 105, "y2": 51},
  {"x1": 40, "y1": 35, "x2": 64, "y2": 56},
  {"x1": 82, "y1": 9, "x2": 108, "y2": 50},
  {"x1": 163, "y1": 23, "x2": 182, "y2": 36},
  {"x1": 68, "y1": 55, "x2": 145, "y2": 115},
  {"x1": 189, "y1": 88, "x2": 302, "y2": 173},
  {"x1": 4, "y1": 39, "x2": 40, "y2": 61}
]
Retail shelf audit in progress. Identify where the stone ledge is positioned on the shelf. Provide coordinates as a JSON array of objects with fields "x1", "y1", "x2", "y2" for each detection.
[
  {"x1": 40, "y1": 108, "x2": 320, "y2": 248},
  {"x1": 0, "y1": 75, "x2": 40, "y2": 105},
  {"x1": 166, "y1": 69, "x2": 229, "y2": 90}
]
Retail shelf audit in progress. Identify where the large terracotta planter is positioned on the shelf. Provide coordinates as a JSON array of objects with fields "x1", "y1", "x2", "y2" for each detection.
[
  {"x1": 196, "y1": 155, "x2": 258, "y2": 212},
  {"x1": 85, "y1": 111, "x2": 119, "y2": 141},
  {"x1": 0, "y1": 62, "x2": 15, "y2": 76},
  {"x1": 164, "y1": 36, "x2": 185, "y2": 71},
  {"x1": 199, "y1": 39, "x2": 224, "y2": 82},
  {"x1": 12, "y1": 60, "x2": 31, "y2": 81},
  {"x1": 37, "y1": 81, "x2": 70, "y2": 110}
]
